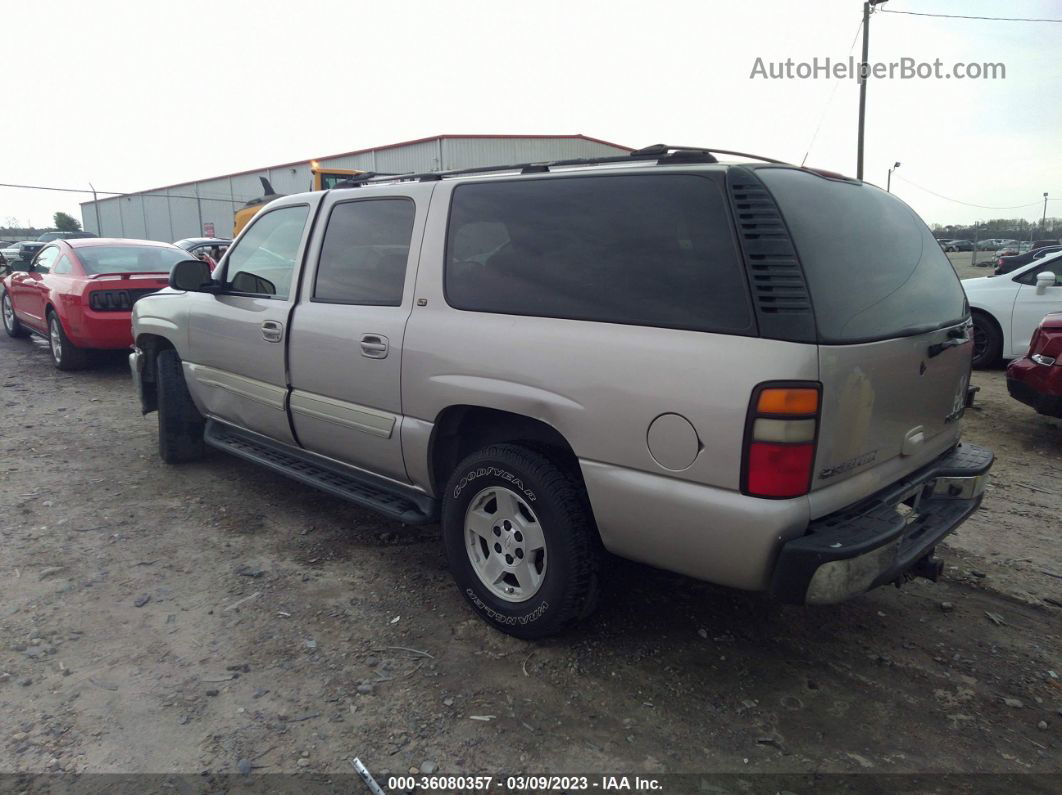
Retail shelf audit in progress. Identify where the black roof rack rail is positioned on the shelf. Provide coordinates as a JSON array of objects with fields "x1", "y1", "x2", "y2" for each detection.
[
  {"x1": 332, "y1": 171, "x2": 404, "y2": 188},
  {"x1": 631, "y1": 144, "x2": 791, "y2": 165},
  {"x1": 334, "y1": 144, "x2": 791, "y2": 188}
]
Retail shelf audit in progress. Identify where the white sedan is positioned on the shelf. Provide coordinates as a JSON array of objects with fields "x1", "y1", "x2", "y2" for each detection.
[{"x1": 964, "y1": 250, "x2": 1062, "y2": 368}]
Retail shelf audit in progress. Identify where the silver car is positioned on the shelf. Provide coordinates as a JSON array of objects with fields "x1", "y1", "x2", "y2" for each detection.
[
  {"x1": 0, "y1": 241, "x2": 45, "y2": 270},
  {"x1": 128, "y1": 146, "x2": 993, "y2": 637}
]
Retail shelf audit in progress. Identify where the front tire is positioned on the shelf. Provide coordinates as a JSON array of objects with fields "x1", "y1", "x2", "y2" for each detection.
[
  {"x1": 48, "y1": 311, "x2": 90, "y2": 370},
  {"x1": 971, "y1": 312, "x2": 1002, "y2": 369},
  {"x1": 156, "y1": 349, "x2": 205, "y2": 463},
  {"x1": 441, "y1": 444, "x2": 601, "y2": 639},
  {"x1": 2, "y1": 290, "x2": 30, "y2": 338}
]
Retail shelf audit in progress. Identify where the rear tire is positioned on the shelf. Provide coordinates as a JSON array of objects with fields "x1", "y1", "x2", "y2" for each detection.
[
  {"x1": 156, "y1": 349, "x2": 205, "y2": 463},
  {"x1": 2, "y1": 290, "x2": 30, "y2": 338},
  {"x1": 971, "y1": 312, "x2": 1002, "y2": 369},
  {"x1": 48, "y1": 311, "x2": 90, "y2": 370},
  {"x1": 441, "y1": 444, "x2": 601, "y2": 639}
]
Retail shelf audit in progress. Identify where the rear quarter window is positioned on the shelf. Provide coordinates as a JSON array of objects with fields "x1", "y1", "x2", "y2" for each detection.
[
  {"x1": 444, "y1": 174, "x2": 754, "y2": 334},
  {"x1": 758, "y1": 168, "x2": 967, "y2": 343}
]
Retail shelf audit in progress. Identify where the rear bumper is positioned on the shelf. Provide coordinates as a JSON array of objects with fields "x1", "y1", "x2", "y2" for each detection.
[
  {"x1": 770, "y1": 443, "x2": 994, "y2": 605},
  {"x1": 1007, "y1": 360, "x2": 1062, "y2": 418},
  {"x1": 65, "y1": 308, "x2": 135, "y2": 349}
]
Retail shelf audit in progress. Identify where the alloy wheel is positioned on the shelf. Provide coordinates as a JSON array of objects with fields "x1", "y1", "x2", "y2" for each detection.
[
  {"x1": 464, "y1": 485, "x2": 547, "y2": 603},
  {"x1": 972, "y1": 323, "x2": 987, "y2": 361},
  {"x1": 49, "y1": 317, "x2": 63, "y2": 365},
  {"x1": 1, "y1": 294, "x2": 13, "y2": 332}
]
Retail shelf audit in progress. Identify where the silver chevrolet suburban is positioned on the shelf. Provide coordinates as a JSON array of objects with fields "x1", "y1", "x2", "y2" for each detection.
[{"x1": 130, "y1": 145, "x2": 993, "y2": 638}]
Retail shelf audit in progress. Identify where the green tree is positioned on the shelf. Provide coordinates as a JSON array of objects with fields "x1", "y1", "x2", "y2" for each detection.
[{"x1": 53, "y1": 211, "x2": 82, "y2": 232}]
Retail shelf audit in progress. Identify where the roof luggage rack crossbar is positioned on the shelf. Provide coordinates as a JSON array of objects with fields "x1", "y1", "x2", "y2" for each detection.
[{"x1": 337, "y1": 144, "x2": 792, "y2": 188}]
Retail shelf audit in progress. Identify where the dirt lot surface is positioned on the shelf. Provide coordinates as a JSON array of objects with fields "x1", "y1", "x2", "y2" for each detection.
[{"x1": 1, "y1": 280, "x2": 1060, "y2": 786}]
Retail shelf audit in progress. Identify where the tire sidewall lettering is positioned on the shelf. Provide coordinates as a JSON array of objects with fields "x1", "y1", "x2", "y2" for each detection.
[
  {"x1": 464, "y1": 588, "x2": 549, "y2": 625},
  {"x1": 453, "y1": 465, "x2": 537, "y2": 504}
]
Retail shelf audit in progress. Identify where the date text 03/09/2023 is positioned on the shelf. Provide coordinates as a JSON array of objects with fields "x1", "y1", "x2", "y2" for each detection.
[{"x1": 385, "y1": 775, "x2": 664, "y2": 791}]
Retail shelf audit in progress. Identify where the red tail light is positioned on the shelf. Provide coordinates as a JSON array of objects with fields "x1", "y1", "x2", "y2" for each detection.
[{"x1": 742, "y1": 383, "x2": 821, "y2": 499}]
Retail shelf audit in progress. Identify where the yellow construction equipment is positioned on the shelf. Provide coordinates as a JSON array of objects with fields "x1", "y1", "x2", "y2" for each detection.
[{"x1": 232, "y1": 161, "x2": 363, "y2": 236}]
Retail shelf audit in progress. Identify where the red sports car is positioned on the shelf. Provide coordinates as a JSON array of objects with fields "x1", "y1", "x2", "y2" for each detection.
[
  {"x1": 1, "y1": 238, "x2": 189, "y2": 370},
  {"x1": 1007, "y1": 312, "x2": 1062, "y2": 418}
]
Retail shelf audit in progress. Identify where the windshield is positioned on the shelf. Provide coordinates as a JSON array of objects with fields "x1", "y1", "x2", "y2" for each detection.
[
  {"x1": 759, "y1": 168, "x2": 968, "y2": 343},
  {"x1": 76, "y1": 245, "x2": 189, "y2": 274},
  {"x1": 319, "y1": 172, "x2": 356, "y2": 189}
]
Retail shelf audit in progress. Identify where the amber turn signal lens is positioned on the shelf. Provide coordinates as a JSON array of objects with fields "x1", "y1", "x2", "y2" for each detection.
[{"x1": 756, "y1": 388, "x2": 819, "y2": 416}]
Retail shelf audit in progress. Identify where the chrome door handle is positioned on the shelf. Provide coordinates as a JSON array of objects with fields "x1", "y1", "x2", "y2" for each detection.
[
  {"x1": 360, "y1": 333, "x2": 389, "y2": 359},
  {"x1": 261, "y1": 320, "x2": 284, "y2": 343}
]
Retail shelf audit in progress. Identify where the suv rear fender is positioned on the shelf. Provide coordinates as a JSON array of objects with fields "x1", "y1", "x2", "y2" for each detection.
[{"x1": 420, "y1": 405, "x2": 583, "y2": 498}]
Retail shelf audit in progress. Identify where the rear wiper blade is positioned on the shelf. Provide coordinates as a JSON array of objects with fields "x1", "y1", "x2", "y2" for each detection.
[{"x1": 889, "y1": 323, "x2": 941, "y2": 338}]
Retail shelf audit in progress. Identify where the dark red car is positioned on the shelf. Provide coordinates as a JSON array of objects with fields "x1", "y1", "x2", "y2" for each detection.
[
  {"x1": 1, "y1": 238, "x2": 189, "y2": 370},
  {"x1": 1007, "y1": 312, "x2": 1062, "y2": 418}
]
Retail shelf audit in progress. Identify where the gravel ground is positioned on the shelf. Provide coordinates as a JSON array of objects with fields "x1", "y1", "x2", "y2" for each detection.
[{"x1": 0, "y1": 296, "x2": 1059, "y2": 784}]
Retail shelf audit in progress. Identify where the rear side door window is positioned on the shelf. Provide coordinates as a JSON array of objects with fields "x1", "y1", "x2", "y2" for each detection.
[
  {"x1": 443, "y1": 174, "x2": 753, "y2": 334},
  {"x1": 225, "y1": 205, "x2": 310, "y2": 299},
  {"x1": 313, "y1": 199, "x2": 415, "y2": 306}
]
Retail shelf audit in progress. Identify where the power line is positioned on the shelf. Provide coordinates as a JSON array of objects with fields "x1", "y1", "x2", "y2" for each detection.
[
  {"x1": 893, "y1": 174, "x2": 1057, "y2": 210},
  {"x1": 880, "y1": 9, "x2": 1062, "y2": 23},
  {"x1": 801, "y1": 16, "x2": 865, "y2": 167},
  {"x1": 0, "y1": 181, "x2": 253, "y2": 205}
]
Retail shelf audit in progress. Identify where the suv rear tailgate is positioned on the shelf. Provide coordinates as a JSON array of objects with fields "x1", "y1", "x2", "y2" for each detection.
[
  {"x1": 812, "y1": 329, "x2": 969, "y2": 516},
  {"x1": 755, "y1": 166, "x2": 972, "y2": 516}
]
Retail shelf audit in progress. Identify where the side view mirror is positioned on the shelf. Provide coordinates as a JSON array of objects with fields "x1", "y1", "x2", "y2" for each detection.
[
  {"x1": 169, "y1": 259, "x2": 216, "y2": 292},
  {"x1": 1036, "y1": 271, "x2": 1056, "y2": 294}
]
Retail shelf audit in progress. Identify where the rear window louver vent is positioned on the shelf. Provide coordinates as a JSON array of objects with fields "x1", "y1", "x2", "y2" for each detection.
[{"x1": 727, "y1": 167, "x2": 816, "y2": 343}]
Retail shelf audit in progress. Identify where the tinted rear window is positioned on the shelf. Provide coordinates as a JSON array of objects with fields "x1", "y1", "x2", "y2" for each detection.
[
  {"x1": 76, "y1": 245, "x2": 189, "y2": 274},
  {"x1": 758, "y1": 168, "x2": 967, "y2": 343},
  {"x1": 444, "y1": 174, "x2": 753, "y2": 334}
]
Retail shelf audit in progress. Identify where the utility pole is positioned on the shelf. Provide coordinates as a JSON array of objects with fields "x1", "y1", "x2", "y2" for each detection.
[
  {"x1": 1043, "y1": 192, "x2": 1050, "y2": 235},
  {"x1": 89, "y1": 183, "x2": 102, "y2": 237},
  {"x1": 887, "y1": 161, "x2": 900, "y2": 192},
  {"x1": 857, "y1": 0, "x2": 888, "y2": 181}
]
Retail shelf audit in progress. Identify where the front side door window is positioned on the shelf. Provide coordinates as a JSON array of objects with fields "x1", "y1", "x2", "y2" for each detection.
[{"x1": 225, "y1": 206, "x2": 310, "y2": 299}]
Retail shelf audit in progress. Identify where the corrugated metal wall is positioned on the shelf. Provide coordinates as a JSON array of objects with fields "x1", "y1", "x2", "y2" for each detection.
[{"x1": 80, "y1": 136, "x2": 628, "y2": 242}]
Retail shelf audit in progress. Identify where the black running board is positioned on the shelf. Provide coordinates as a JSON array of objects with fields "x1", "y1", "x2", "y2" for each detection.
[{"x1": 204, "y1": 420, "x2": 438, "y2": 525}]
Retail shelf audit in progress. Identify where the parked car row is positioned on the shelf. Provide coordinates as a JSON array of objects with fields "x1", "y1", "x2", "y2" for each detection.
[
  {"x1": 1, "y1": 236, "x2": 228, "y2": 369},
  {"x1": 0, "y1": 231, "x2": 100, "y2": 270},
  {"x1": 995, "y1": 243, "x2": 1062, "y2": 275},
  {"x1": 964, "y1": 250, "x2": 1062, "y2": 380},
  {"x1": 0, "y1": 240, "x2": 45, "y2": 269}
]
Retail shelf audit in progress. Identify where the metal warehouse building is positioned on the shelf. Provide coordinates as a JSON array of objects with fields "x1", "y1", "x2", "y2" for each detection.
[{"x1": 79, "y1": 134, "x2": 632, "y2": 243}]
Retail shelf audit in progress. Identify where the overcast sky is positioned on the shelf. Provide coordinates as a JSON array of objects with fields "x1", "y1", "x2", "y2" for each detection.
[{"x1": 2, "y1": 0, "x2": 1060, "y2": 232}]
